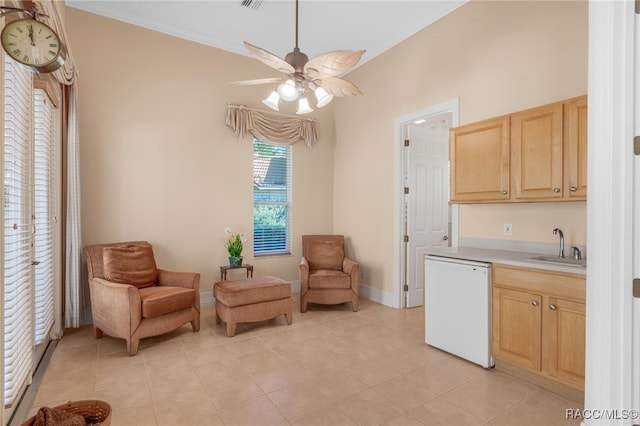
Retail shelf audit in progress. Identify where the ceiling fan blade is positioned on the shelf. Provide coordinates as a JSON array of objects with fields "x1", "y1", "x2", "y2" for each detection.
[
  {"x1": 304, "y1": 50, "x2": 366, "y2": 79},
  {"x1": 230, "y1": 77, "x2": 283, "y2": 86},
  {"x1": 244, "y1": 41, "x2": 295, "y2": 74},
  {"x1": 319, "y1": 77, "x2": 363, "y2": 97}
]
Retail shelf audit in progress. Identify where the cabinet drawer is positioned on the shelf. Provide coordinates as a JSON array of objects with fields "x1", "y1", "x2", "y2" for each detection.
[{"x1": 493, "y1": 264, "x2": 585, "y2": 301}]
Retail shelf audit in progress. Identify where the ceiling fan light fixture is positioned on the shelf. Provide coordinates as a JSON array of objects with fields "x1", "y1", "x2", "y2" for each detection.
[
  {"x1": 234, "y1": 0, "x2": 365, "y2": 113},
  {"x1": 262, "y1": 91, "x2": 280, "y2": 111},
  {"x1": 296, "y1": 97, "x2": 313, "y2": 114},
  {"x1": 277, "y1": 79, "x2": 299, "y2": 102},
  {"x1": 314, "y1": 86, "x2": 334, "y2": 108}
]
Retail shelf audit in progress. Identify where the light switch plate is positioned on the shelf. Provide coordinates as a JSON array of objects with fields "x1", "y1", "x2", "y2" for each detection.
[{"x1": 504, "y1": 223, "x2": 513, "y2": 236}]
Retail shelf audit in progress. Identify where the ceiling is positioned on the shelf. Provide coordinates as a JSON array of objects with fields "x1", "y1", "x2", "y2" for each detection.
[{"x1": 64, "y1": 0, "x2": 467, "y2": 71}]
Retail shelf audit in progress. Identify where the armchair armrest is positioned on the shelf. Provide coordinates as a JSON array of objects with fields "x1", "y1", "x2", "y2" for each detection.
[
  {"x1": 157, "y1": 269, "x2": 200, "y2": 310},
  {"x1": 343, "y1": 257, "x2": 358, "y2": 274},
  {"x1": 299, "y1": 257, "x2": 310, "y2": 293},
  {"x1": 157, "y1": 269, "x2": 200, "y2": 290},
  {"x1": 89, "y1": 278, "x2": 142, "y2": 336},
  {"x1": 343, "y1": 257, "x2": 360, "y2": 292}
]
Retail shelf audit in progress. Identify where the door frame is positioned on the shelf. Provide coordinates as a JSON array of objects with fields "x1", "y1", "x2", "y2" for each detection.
[
  {"x1": 583, "y1": 1, "x2": 637, "y2": 422},
  {"x1": 393, "y1": 98, "x2": 460, "y2": 309}
]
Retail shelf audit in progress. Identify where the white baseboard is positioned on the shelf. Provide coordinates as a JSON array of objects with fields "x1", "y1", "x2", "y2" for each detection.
[{"x1": 357, "y1": 283, "x2": 396, "y2": 308}]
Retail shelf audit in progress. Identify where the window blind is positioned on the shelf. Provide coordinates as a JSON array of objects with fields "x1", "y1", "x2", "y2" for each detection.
[
  {"x1": 253, "y1": 140, "x2": 292, "y2": 255},
  {"x1": 3, "y1": 54, "x2": 34, "y2": 407},
  {"x1": 33, "y1": 88, "x2": 56, "y2": 345}
]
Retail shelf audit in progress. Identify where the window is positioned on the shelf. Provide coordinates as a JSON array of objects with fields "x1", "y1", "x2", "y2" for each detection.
[
  {"x1": 3, "y1": 52, "x2": 35, "y2": 410},
  {"x1": 253, "y1": 140, "x2": 291, "y2": 256},
  {"x1": 33, "y1": 86, "x2": 57, "y2": 346},
  {"x1": 3, "y1": 53, "x2": 59, "y2": 414}
]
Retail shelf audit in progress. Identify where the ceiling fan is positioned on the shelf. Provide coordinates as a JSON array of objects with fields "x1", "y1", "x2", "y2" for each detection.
[{"x1": 232, "y1": 0, "x2": 366, "y2": 114}]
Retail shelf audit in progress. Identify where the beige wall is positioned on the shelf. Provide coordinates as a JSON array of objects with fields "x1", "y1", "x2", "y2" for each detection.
[
  {"x1": 65, "y1": 8, "x2": 336, "y2": 290},
  {"x1": 67, "y1": 0, "x2": 588, "y2": 300},
  {"x1": 333, "y1": 1, "x2": 588, "y2": 293}
]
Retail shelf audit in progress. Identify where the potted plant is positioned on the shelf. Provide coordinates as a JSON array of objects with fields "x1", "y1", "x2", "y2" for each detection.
[{"x1": 225, "y1": 228, "x2": 245, "y2": 267}]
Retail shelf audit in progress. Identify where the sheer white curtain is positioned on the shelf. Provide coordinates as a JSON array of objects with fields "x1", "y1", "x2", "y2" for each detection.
[
  {"x1": 32, "y1": 0, "x2": 82, "y2": 327},
  {"x1": 65, "y1": 84, "x2": 82, "y2": 328}
]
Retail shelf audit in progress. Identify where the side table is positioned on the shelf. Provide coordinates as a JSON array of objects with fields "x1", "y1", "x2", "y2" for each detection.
[{"x1": 220, "y1": 264, "x2": 254, "y2": 281}]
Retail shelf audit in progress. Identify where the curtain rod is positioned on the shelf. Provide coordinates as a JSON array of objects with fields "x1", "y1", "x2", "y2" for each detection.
[{"x1": 226, "y1": 104, "x2": 317, "y2": 122}]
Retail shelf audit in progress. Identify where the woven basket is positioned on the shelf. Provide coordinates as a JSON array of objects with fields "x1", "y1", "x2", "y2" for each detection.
[{"x1": 21, "y1": 400, "x2": 111, "y2": 426}]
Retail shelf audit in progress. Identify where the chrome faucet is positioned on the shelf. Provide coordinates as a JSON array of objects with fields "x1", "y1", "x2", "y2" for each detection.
[
  {"x1": 572, "y1": 246, "x2": 582, "y2": 260},
  {"x1": 553, "y1": 228, "x2": 565, "y2": 258}
]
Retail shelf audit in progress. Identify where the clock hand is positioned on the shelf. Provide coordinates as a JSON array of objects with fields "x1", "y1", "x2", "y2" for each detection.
[{"x1": 28, "y1": 24, "x2": 35, "y2": 47}]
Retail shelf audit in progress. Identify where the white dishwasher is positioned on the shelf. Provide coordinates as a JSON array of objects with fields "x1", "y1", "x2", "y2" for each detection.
[{"x1": 425, "y1": 255, "x2": 494, "y2": 368}]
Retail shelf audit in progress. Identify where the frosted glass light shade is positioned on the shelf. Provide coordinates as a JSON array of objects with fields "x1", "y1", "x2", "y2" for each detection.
[
  {"x1": 296, "y1": 97, "x2": 313, "y2": 114},
  {"x1": 262, "y1": 91, "x2": 280, "y2": 110},
  {"x1": 314, "y1": 86, "x2": 334, "y2": 108},
  {"x1": 277, "y1": 80, "x2": 299, "y2": 102}
]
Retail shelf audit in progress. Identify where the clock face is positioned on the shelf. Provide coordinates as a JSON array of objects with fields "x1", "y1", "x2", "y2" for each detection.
[{"x1": 1, "y1": 18, "x2": 65, "y2": 73}]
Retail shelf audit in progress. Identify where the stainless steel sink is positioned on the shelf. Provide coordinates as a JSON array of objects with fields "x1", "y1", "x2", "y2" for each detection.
[{"x1": 528, "y1": 255, "x2": 586, "y2": 268}]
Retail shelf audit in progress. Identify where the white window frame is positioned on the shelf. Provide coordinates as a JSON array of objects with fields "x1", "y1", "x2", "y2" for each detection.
[{"x1": 252, "y1": 139, "x2": 292, "y2": 257}]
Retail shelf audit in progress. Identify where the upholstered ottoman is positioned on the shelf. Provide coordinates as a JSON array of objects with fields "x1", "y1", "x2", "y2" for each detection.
[{"x1": 214, "y1": 276, "x2": 292, "y2": 337}]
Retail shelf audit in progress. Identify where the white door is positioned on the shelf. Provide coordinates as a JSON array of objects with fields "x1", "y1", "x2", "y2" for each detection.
[{"x1": 405, "y1": 116, "x2": 451, "y2": 308}]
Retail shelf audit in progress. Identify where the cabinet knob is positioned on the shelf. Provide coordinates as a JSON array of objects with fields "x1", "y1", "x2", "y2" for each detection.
[
  {"x1": 531, "y1": 300, "x2": 539, "y2": 306},
  {"x1": 570, "y1": 186, "x2": 578, "y2": 192},
  {"x1": 553, "y1": 188, "x2": 561, "y2": 193},
  {"x1": 549, "y1": 304, "x2": 557, "y2": 311},
  {"x1": 501, "y1": 190, "x2": 508, "y2": 196}
]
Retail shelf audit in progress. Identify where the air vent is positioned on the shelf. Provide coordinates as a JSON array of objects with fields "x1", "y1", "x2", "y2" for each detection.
[{"x1": 241, "y1": 0, "x2": 263, "y2": 10}]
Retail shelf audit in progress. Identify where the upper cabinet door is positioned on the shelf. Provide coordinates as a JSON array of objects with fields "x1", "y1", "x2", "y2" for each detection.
[
  {"x1": 511, "y1": 103, "x2": 564, "y2": 200},
  {"x1": 564, "y1": 96, "x2": 588, "y2": 199},
  {"x1": 449, "y1": 116, "x2": 510, "y2": 203}
]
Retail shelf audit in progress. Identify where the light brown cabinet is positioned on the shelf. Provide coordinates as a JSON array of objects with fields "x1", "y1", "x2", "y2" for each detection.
[
  {"x1": 542, "y1": 296, "x2": 586, "y2": 389},
  {"x1": 511, "y1": 103, "x2": 564, "y2": 200},
  {"x1": 564, "y1": 96, "x2": 588, "y2": 198},
  {"x1": 492, "y1": 264, "x2": 585, "y2": 390},
  {"x1": 449, "y1": 95, "x2": 587, "y2": 203},
  {"x1": 450, "y1": 116, "x2": 510, "y2": 202},
  {"x1": 492, "y1": 286, "x2": 542, "y2": 370}
]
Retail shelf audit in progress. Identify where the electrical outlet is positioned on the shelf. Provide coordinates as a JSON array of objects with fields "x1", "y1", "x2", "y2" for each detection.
[
  {"x1": 504, "y1": 223, "x2": 513, "y2": 236},
  {"x1": 360, "y1": 268, "x2": 366, "y2": 279}
]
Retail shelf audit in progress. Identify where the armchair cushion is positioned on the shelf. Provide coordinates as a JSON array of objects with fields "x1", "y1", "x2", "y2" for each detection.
[
  {"x1": 103, "y1": 244, "x2": 158, "y2": 288},
  {"x1": 139, "y1": 286, "x2": 196, "y2": 318},
  {"x1": 306, "y1": 239, "x2": 344, "y2": 271},
  {"x1": 308, "y1": 270, "x2": 351, "y2": 289}
]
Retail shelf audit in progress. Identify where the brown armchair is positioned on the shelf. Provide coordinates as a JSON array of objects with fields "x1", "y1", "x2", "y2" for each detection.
[
  {"x1": 84, "y1": 241, "x2": 200, "y2": 355},
  {"x1": 299, "y1": 235, "x2": 359, "y2": 313}
]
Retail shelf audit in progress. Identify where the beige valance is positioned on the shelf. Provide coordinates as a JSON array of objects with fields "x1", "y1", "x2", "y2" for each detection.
[{"x1": 225, "y1": 104, "x2": 319, "y2": 148}]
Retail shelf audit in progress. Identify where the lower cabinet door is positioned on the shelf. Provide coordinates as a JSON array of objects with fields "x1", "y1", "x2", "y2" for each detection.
[
  {"x1": 542, "y1": 297, "x2": 586, "y2": 389},
  {"x1": 492, "y1": 286, "x2": 542, "y2": 371}
]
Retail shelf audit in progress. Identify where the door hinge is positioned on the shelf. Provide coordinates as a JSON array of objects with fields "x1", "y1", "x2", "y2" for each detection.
[
  {"x1": 404, "y1": 235, "x2": 409, "y2": 243},
  {"x1": 403, "y1": 284, "x2": 409, "y2": 291},
  {"x1": 404, "y1": 139, "x2": 410, "y2": 147},
  {"x1": 404, "y1": 187, "x2": 409, "y2": 194},
  {"x1": 634, "y1": 136, "x2": 640, "y2": 155},
  {"x1": 633, "y1": 278, "x2": 640, "y2": 298}
]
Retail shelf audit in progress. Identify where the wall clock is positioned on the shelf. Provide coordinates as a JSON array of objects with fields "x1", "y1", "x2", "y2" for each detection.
[{"x1": 1, "y1": 17, "x2": 65, "y2": 73}]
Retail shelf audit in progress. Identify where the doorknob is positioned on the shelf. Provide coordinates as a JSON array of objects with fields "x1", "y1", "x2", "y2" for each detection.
[{"x1": 442, "y1": 235, "x2": 449, "y2": 241}]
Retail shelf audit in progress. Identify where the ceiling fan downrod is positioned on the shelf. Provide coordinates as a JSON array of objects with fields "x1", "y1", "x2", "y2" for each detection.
[{"x1": 284, "y1": 0, "x2": 308, "y2": 71}]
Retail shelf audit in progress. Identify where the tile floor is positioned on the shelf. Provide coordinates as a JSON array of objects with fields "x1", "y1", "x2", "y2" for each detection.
[{"x1": 26, "y1": 298, "x2": 583, "y2": 426}]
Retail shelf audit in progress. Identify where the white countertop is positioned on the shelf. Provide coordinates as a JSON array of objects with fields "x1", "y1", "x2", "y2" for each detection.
[{"x1": 426, "y1": 246, "x2": 586, "y2": 275}]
